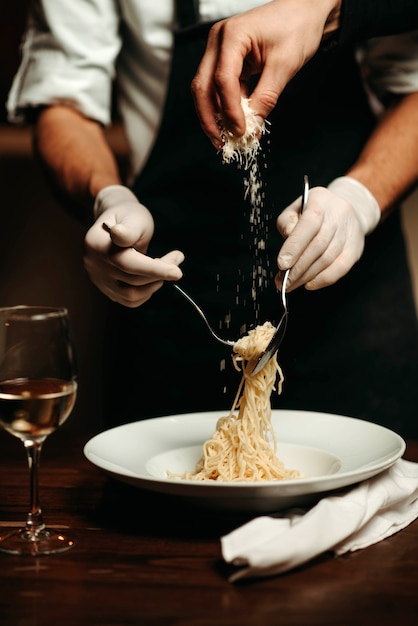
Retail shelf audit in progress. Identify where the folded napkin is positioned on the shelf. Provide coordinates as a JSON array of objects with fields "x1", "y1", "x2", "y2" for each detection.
[{"x1": 221, "y1": 459, "x2": 418, "y2": 582}]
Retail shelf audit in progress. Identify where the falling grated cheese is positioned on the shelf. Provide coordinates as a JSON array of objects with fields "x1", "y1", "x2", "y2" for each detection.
[{"x1": 215, "y1": 96, "x2": 272, "y2": 335}]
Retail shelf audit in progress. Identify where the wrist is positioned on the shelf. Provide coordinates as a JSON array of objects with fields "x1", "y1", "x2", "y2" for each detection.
[
  {"x1": 327, "y1": 176, "x2": 381, "y2": 233},
  {"x1": 93, "y1": 185, "x2": 138, "y2": 220}
]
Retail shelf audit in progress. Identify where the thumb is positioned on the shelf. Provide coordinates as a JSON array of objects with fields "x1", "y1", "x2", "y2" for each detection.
[
  {"x1": 107, "y1": 221, "x2": 143, "y2": 248},
  {"x1": 103, "y1": 203, "x2": 154, "y2": 249},
  {"x1": 95, "y1": 184, "x2": 154, "y2": 248}
]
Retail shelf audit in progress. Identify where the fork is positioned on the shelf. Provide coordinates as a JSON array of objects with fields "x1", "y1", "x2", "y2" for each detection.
[
  {"x1": 171, "y1": 283, "x2": 235, "y2": 346},
  {"x1": 251, "y1": 175, "x2": 309, "y2": 376},
  {"x1": 102, "y1": 221, "x2": 233, "y2": 347}
]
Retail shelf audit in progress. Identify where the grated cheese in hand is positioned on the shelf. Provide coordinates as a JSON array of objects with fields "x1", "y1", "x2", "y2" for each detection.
[{"x1": 217, "y1": 98, "x2": 267, "y2": 169}]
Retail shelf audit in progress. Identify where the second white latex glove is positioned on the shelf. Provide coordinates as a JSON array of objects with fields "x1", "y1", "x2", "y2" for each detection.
[
  {"x1": 84, "y1": 185, "x2": 184, "y2": 307},
  {"x1": 276, "y1": 176, "x2": 381, "y2": 291}
]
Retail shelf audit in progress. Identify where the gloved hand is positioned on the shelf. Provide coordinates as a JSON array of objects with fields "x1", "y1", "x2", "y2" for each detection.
[
  {"x1": 84, "y1": 185, "x2": 184, "y2": 307},
  {"x1": 276, "y1": 176, "x2": 381, "y2": 291}
]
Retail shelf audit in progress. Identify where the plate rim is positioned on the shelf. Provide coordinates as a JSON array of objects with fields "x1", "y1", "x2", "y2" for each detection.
[{"x1": 84, "y1": 409, "x2": 406, "y2": 496}]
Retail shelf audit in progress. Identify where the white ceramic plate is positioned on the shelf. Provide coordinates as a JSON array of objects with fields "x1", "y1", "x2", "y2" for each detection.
[{"x1": 84, "y1": 410, "x2": 405, "y2": 512}]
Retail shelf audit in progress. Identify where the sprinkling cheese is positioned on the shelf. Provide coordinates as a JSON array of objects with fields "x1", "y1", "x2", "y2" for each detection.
[
  {"x1": 217, "y1": 98, "x2": 267, "y2": 169},
  {"x1": 215, "y1": 96, "x2": 272, "y2": 332}
]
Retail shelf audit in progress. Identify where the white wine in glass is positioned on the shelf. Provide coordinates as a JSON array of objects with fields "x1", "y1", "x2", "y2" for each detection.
[{"x1": 0, "y1": 305, "x2": 78, "y2": 555}]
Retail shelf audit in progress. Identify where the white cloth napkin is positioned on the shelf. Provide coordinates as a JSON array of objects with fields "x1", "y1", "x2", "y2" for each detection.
[{"x1": 221, "y1": 459, "x2": 418, "y2": 582}]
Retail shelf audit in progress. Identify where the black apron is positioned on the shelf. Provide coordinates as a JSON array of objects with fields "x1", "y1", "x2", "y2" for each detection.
[{"x1": 103, "y1": 7, "x2": 418, "y2": 438}]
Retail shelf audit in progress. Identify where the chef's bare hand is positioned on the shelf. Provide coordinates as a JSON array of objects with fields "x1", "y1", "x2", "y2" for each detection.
[
  {"x1": 275, "y1": 177, "x2": 381, "y2": 291},
  {"x1": 83, "y1": 185, "x2": 184, "y2": 307},
  {"x1": 192, "y1": 0, "x2": 341, "y2": 148}
]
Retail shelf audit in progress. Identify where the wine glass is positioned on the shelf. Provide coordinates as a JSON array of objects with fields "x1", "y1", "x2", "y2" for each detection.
[{"x1": 0, "y1": 305, "x2": 78, "y2": 555}]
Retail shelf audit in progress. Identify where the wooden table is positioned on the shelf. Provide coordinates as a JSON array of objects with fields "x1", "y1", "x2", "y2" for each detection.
[{"x1": 0, "y1": 427, "x2": 417, "y2": 626}]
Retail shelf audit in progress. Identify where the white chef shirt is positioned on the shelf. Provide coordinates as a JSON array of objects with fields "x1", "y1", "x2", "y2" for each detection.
[
  {"x1": 7, "y1": 0, "x2": 266, "y2": 179},
  {"x1": 7, "y1": 1, "x2": 418, "y2": 180}
]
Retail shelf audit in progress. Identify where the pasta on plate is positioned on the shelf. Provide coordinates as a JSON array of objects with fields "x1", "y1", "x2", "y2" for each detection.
[{"x1": 171, "y1": 322, "x2": 301, "y2": 482}]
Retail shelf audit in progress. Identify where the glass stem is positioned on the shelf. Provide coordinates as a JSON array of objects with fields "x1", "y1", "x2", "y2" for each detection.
[{"x1": 24, "y1": 439, "x2": 46, "y2": 534}]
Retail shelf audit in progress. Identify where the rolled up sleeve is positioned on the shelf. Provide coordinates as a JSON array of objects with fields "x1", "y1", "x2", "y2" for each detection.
[
  {"x1": 361, "y1": 30, "x2": 418, "y2": 105},
  {"x1": 7, "y1": 0, "x2": 121, "y2": 125}
]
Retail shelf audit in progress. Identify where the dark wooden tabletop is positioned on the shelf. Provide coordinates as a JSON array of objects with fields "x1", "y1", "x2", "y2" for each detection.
[{"x1": 0, "y1": 426, "x2": 417, "y2": 626}]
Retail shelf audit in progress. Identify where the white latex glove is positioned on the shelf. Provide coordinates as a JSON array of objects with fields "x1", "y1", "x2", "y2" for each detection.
[
  {"x1": 275, "y1": 176, "x2": 381, "y2": 291},
  {"x1": 84, "y1": 185, "x2": 184, "y2": 307}
]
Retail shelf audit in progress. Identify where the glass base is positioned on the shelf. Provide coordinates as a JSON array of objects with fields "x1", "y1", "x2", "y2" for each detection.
[{"x1": 0, "y1": 527, "x2": 76, "y2": 555}]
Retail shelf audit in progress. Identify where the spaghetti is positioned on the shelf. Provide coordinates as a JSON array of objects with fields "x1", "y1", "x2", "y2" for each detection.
[{"x1": 174, "y1": 322, "x2": 300, "y2": 482}]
